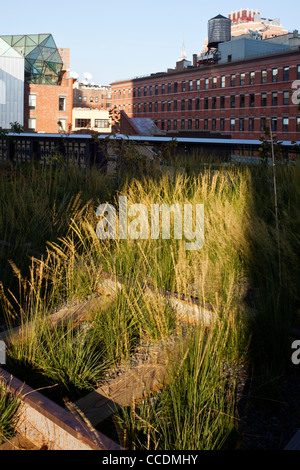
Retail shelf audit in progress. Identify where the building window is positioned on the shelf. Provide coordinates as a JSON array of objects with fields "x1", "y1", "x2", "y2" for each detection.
[
  {"x1": 220, "y1": 118, "x2": 225, "y2": 132},
  {"x1": 283, "y1": 66, "x2": 290, "y2": 81},
  {"x1": 167, "y1": 120, "x2": 171, "y2": 131},
  {"x1": 250, "y1": 71, "x2": 255, "y2": 85},
  {"x1": 282, "y1": 117, "x2": 289, "y2": 132},
  {"x1": 149, "y1": 86, "x2": 152, "y2": 96},
  {"x1": 188, "y1": 99, "x2": 192, "y2": 110},
  {"x1": 58, "y1": 119, "x2": 66, "y2": 131},
  {"x1": 271, "y1": 118, "x2": 277, "y2": 132},
  {"x1": 75, "y1": 119, "x2": 91, "y2": 128},
  {"x1": 196, "y1": 79, "x2": 200, "y2": 90},
  {"x1": 95, "y1": 97, "x2": 99, "y2": 103},
  {"x1": 204, "y1": 97, "x2": 208, "y2": 110},
  {"x1": 204, "y1": 119, "x2": 208, "y2": 130},
  {"x1": 155, "y1": 85, "x2": 158, "y2": 96},
  {"x1": 155, "y1": 102, "x2": 158, "y2": 112},
  {"x1": 272, "y1": 68, "x2": 278, "y2": 82},
  {"x1": 189, "y1": 80, "x2": 193, "y2": 91},
  {"x1": 149, "y1": 102, "x2": 152, "y2": 112},
  {"x1": 174, "y1": 100, "x2": 177, "y2": 111},
  {"x1": 144, "y1": 86, "x2": 147, "y2": 96},
  {"x1": 205, "y1": 78, "x2": 209, "y2": 90},
  {"x1": 161, "y1": 120, "x2": 165, "y2": 131},
  {"x1": 212, "y1": 77, "x2": 217, "y2": 89},
  {"x1": 174, "y1": 119, "x2": 177, "y2": 130},
  {"x1": 94, "y1": 119, "x2": 109, "y2": 128},
  {"x1": 168, "y1": 83, "x2": 172, "y2": 93},
  {"x1": 78, "y1": 96, "x2": 82, "y2": 102},
  {"x1": 220, "y1": 95, "x2": 225, "y2": 109},
  {"x1": 249, "y1": 118, "x2": 254, "y2": 132},
  {"x1": 195, "y1": 98, "x2": 200, "y2": 110},
  {"x1": 230, "y1": 119, "x2": 235, "y2": 131},
  {"x1": 240, "y1": 73, "x2": 245, "y2": 86},
  {"x1": 83, "y1": 96, "x2": 87, "y2": 102},
  {"x1": 174, "y1": 82, "x2": 178, "y2": 93},
  {"x1": 240, "y1": 95, "x2": 245, "y2": 108},
  {"x1": 188, "y1": 119, "x2": 192, "y2": 130},
  {"x1": 90, "y1": 97, "x2": 94, "y2": 102},
  {"x1": 181, "y1": 81, "x2": 186, "y2": 92},
  {"x1": 133, "y1": 89, "x2": 136, "y2": 98},
  {"x1": 221, "y1": 75, "x2": 226, "y2": 88},
  {"x1": 181, "y1": 99, "x2": 185, "y2": 111},
  {"x1": 272, "y1": 92, "x2": 278, "y2": 106},
  {"x1": 28, "y1": 118, "x2": 36, "y2": 131},
  {"x1": 250, "y1": 94, "x2": 255, "y2": 107},
  {"x1": 161, "y1": 101, "x2": 165, "y2": 112},
  {"x1": 261, "y1": 70, "x2": 267, "y2": 84},
  {"x1": 212, "y1": 118, "x2": 216, "y2": 131},
  {"x1": 138, "y1": 87, "x2": 141, "y2": 97},
  {"x1": 239, "y1": 118, "x2": 244, "y2": 131},
  {"x1": 29, "y1": 94, "x2": 36, "y2": 110},
  {"x1": 144, "y1": 103, "x2": 147, "y2": 113},
  {"x1": 212, "y1": 96, "x2": 217, "y2": 109},
  {"x1": 161, "y1": 84, "x2": 165, "y2": 94},
  {"x1": 168, "y1": 100, "x2": 172, "y2": 112},
  {"x1": 231, "y1": 95, "x2": 236, "y2": 108},
  {"x1": 181, "y1": 119, "x2": 185, "y2": 130},
  {"x1": 195, "y1": 119, "x2": 199, "y2": 130},
  {"x1": 283, "y1": 91, "x2": 290, "y2": 105},
  {"x1": 261, "y1": 93, "x2": 267, "y2": 107},
  {"x1": 261, "y1": 118, "x2": 267, "y2": 131},
  {"x1": 231, "y1": 74, "x2": 236, "y2": 87},
  {"x1": 59, "y1": 96, "x2": 66, "y2": 111},
  {"x1": 297, "y1": 117, "x2": 300, "y2": 132},
  {"x1": 128, "y1": 89, "x2": 132, "y2": 98},
  {"x1": 298, "y1": 66, "x2": 300, "y2": 80}
]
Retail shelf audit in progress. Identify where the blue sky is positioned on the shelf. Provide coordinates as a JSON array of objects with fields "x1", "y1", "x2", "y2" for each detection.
[{"x1": 1, "y1": 0, "x2": 298, "y2": 85}]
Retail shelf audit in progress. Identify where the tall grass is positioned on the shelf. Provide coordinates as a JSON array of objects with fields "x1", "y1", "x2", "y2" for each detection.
[
  {"x1": 0, "y1": 156, "x2": 299, "y2": 449},
  {"x1": 0, "y1": 380, "x2": 20, "y2": 444},
  {"x1": 0, "y1": 162, "x2": 113, "y2": 321}
]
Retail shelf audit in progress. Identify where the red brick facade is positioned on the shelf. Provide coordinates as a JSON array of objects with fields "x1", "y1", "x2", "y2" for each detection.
[
  {"x1": 24, "y1": 74, "x2": 73, "y2": 133},
  {"x1": 73, "y1": 84, "x2": 112, "y2": 111},
  {"x1": 111, "y1": 50, "x2": 300, "y2": 141}
]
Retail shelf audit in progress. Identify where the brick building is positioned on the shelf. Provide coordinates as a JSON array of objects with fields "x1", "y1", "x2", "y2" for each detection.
[
  {"x1": 110, "y1": 15, "x2": 300, "y2": 142},
  {"x1": 0, "y1": 34, "x2": 73, "y2": 133},
  {"x1": 73, "y1": 81, "x2": 112, "y2": 111}
]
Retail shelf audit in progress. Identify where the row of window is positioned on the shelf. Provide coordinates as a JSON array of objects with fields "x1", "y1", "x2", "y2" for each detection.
[
  {"x1": 74, "y1": 119, "x2": 110, "y2": 129},
  {"x1": 126, "y1": 90, "x2": 293, "y2": 113},
  {"x1": 113, "y1": 65, "x2": 300, "y2": 100},
  {"x1": 158, "y1": 117, "x2": 300, "y2": 133},
  {"x1": 77, "y1": 95, "x2": 112, "y2": 107}
]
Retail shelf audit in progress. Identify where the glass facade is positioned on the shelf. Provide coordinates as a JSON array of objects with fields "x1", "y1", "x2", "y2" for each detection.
[{"x1": 0, "y1": 34, "x2": 63, "y2": 85}]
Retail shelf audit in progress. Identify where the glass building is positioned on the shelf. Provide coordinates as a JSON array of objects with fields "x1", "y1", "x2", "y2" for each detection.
[{"x1": 0, "y1": 34, "x2": 63, "y2": 85}]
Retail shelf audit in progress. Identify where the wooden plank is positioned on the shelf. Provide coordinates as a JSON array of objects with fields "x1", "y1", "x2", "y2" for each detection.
[
  {"x1": 0, "y1": 294, "x2": 113, "y2": 345},
  {"x1": 97, "y1": 273, "x2": 216, "y2": 326},
  {"x1": 74, "y1": 341, "x2": 182, "y2": 427},
  {"x1": 0, "y1": 367, "x2": 122, "y2": 450},
  {"x1": 74, "y1": 363, "x2": 167, "y2": 426},
  {"x1": 0, "y1": 434, "x2": 39, "y2": 450}
]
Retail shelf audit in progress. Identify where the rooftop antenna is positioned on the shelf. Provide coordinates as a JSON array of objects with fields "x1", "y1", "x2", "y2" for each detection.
[
  {"x1": 83, "y1": 72, "x2": 92, "y2": 82},
  {"x1": 69, "y1": 71, "x2": 79, "y2": 80}
]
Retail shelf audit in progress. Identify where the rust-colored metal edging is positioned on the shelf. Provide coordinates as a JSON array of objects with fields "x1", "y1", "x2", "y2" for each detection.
[{"x1": 0, "y1": 367, "x2": 122, "y2": 451}]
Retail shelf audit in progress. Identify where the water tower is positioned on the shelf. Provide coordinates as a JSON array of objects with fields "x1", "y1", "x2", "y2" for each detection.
[{"x1": 208, "y1": 14, "x2": 231, "y2": 50}]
